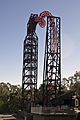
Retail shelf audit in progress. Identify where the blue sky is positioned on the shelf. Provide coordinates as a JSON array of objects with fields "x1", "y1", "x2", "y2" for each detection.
[{"x1": 0, "y1": 0, "x2": 80, "y2": 87}]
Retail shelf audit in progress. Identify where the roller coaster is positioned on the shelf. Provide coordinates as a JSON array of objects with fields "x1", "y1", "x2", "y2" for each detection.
[{"x1": 22, "y1": 11, "x2": 61, "y2": 114}]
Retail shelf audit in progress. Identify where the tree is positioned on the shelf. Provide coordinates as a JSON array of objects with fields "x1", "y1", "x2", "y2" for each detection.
[
  {"x1": 62, "y1": 71, "x2": 80, "y2": 96},
  {"x1": 0, "y1": 82, "x2": 22, "y2": 113}
]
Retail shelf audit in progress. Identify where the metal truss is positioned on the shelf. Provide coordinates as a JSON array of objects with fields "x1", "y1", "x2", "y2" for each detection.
[
  {"x1": 22, "y1": 14, "x2": 38, "y2": 112},
  {"x1": 43, "y1": 16, "x2": 61, "y2": 106}
]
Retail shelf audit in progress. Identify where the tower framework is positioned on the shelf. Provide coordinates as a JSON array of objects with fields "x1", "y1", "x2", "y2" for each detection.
[
  {"x1": 22, "y1": 14, "x2": 38, "y2": 111},
  {"x1": 22, "y1": 11, "x2": 61, "y2": 111},
  {"x1": 43, "y1": 16, "x2": 61, "y2": 106}
]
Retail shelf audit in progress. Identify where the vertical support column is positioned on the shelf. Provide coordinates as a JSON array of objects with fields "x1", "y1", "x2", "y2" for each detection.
[
  {"x1": 22, "y1": 14, "x2": 38, "y2": 113},
  {"x1": 43, "y1": 16, "x2": 61, "y2": 106}
]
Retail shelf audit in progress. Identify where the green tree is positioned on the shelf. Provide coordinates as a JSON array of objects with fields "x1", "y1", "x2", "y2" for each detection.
[
  {"x1": 62, "y1": 71, "x2": 80, "y2": 96},
  {"x1": 0, "y1": 82, "x2": 22, "y2": 114}
]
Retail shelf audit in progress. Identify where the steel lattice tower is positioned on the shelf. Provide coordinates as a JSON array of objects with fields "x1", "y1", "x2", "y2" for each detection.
[
  {"x1": 22, "y1": 14, "x2": 38, "y2": 112},
  {"x1": 43, "y1": 16, "x2": 61, "y2": 106}
]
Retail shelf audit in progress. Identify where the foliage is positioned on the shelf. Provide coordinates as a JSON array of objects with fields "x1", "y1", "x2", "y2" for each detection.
[
  {"x1": 0, "y1": 71, "x2": 80, "y2": 113},
  {"x1": 0, "y1": 82, "x2": 22, "y2": 114},
  {"x1": 62, "y1": 71, "x2": 80, "y2": 96}
]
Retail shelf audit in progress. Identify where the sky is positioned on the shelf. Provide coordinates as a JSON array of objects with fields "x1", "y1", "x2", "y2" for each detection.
[{"x1": 0, "y1": 0, "x2": 80, "y2": 87}]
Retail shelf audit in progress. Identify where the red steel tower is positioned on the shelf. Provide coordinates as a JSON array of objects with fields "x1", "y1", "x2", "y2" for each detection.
[
  {"x1": 35, "y1": 11, "x2": 61, "y2": 106},
  {"x1": 42, "y1": 15, "x2": 61, "y2": 106},
  {"x1": 22, "y1": 14, "x2": 38, "y2": 112},
  {"x1": 22, "y1": 11, "x2": 61, "y2": 113}
]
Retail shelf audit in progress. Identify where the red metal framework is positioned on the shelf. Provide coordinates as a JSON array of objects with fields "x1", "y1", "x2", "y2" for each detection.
[
  {"x1": 22, "y1": 11, "x2": 61, "y2": 112},
  {"x1": 42, "y1": 16, "x2": 61, "y2": 106},
  {"x1": 35, "y1": 11, "x2": 61, "y2": 106},
  {"x1": 22, "y1": 14, "x2": 38, "y2": 112},
  {"x1": 35, "y1": 11, "x2": 53, "y2": 28}
]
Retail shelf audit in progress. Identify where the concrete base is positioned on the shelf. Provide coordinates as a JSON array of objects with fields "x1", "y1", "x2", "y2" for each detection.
[
  {"x1": 31, "y1": 107, "x2": 77, "y2": 120},
  {"x1": 0, "y1": 114, "x2": 16, "y2": 120},
  {"x1": 33, "y1": 113, "x2": 76, "y2": 120}
]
